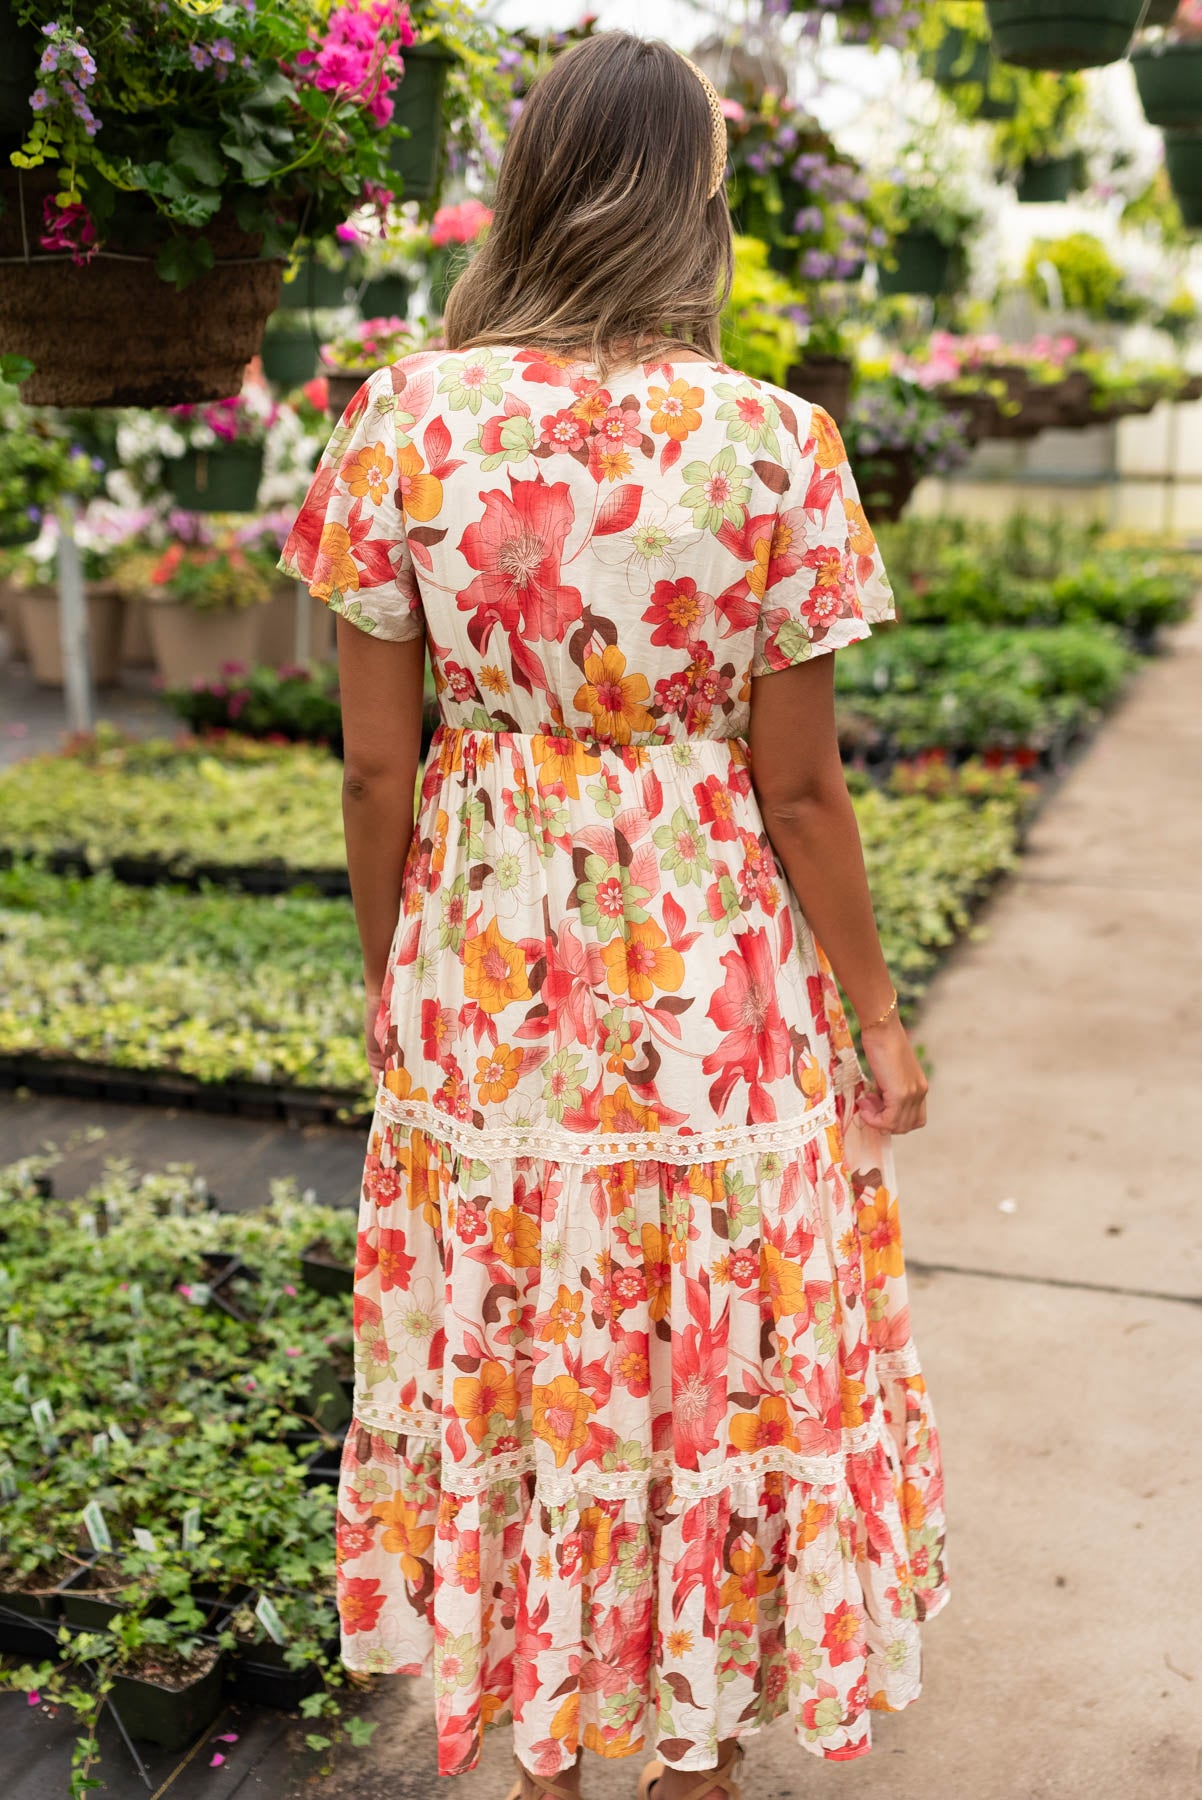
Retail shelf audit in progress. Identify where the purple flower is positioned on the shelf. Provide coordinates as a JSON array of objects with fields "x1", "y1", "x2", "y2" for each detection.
[{"x1": 793, "y1": 205, "x2": 824, "y2": 235}]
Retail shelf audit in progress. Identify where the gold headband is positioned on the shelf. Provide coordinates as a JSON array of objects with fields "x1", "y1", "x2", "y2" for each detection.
[{"x1": 680, "y1": 54, "x2": 728, "y2": 200}]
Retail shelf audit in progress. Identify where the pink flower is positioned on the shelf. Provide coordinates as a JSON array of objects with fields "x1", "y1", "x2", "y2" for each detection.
[
  {"x1": 702, "y1": 926, "x2": 791, "y2": 1119},
  {"x1": 27, "y1": 1691, "x2": 40, "y2": 1706},
  {"x1": 430, "y1": 199, "x2": 494, "y2": 247},
  {"x1": 39, "y1": 196, "x2": 96, "y2": 265}
]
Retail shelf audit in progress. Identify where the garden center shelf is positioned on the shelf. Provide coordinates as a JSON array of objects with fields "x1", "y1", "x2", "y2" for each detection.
[{"x1": 0, "y1": 1055, "x2": 369, "y2": 1127}]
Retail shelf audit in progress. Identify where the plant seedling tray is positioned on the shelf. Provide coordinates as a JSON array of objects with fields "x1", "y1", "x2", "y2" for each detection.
[
  {"x1": 0, "y1": 1053, "x2": 370, "y2": 1127},
  {"x1": 300, "y1": 1239, "x2": 355, "y2": 1297},
  {"x1": 227, "y1": 1635, "x2": 339, "y2": 1711},
  {"x1": 109, "y1": 1647, "x2": 227, "y2": 1751}
]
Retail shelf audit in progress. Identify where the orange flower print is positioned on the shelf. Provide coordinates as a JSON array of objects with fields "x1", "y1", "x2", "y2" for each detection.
[
  {"x1": 728, "y1": 1392, "x2": 799, "y2": 1454},
  {"x1": 840, "y1": 1374, "x2": 867, "y2": 1429},
  {"x1": 810, "y1": 406, "x2": 847, "y2": 471},
  {"x1": 600, "y1": 920, "x2": 684, "y2": 1003},
  {"x1": 599, "y1": 1085, "x2": 659, "y2": 1136},
  {"x1": 533, "y1": 733, "x2": 601, "y2": 799},
  {"x1": 532, "y1": 1373, "x2": 597, "y2": 1467},
  {"x1": 821, "y1": 1598, "x2": 867, "y2": 1666},
  {"x1": 340, "y1": 1575, "x2": 386, "y2": 1634},
  {"x1": 475, "y1": 1043, "x2": 523, "y2": 1104},
  {"x1": 310, "y1": 521, "x2": 359, "y2": 600},
  {"x1": 340, "y1": 440, "x2": 394, "y2": 505},
  {"x1": 372, "y1": 1492, "x2": 435, "y2": 1581},
  {"x1": 759, "y1": 1242, "x2": 810, "y2": 1318},
  {"x1": 573, "y1": 646, "x2": 655, "y2": 744},
  {"x1": 858, "y1": 1185, "x2": 904, "y2": 1280},
  {"x1": 648, "y1": 378, "x2": 704, "y2": 442},
  {"x1": 464, "y1": 917, "x2": 532, "y2": 1015},
  {"x1": 539, "y1": 1284, "x2": 586, "y2": 1343},
  {"x1": 479, "y1": 663, "x2": 510, "y2": 696},
  {"x1": 574, "y1": 1505, "x2": 613, "y2": 1573},
  {"x1": 452, "y1": 1359, "x2": 520, "y2": 1445},
  {"x1": 395, "y1": 442, "x2": 443, "y2": 522},
  {"x1": 640, "y1": 1222, "x2": 672, "y2": 1322},
  {"x1": 797, "y1": 1498, "x2": 832, "y2": 1549},
  {"x1": 490, "y1": 1203, "x2": 542, "y2": 1269},
  {"x1": 845, "y1": 495, "x2": 876, "y2": 557},
  {"x1": 718, "y1": 1535, "x2": 774, "y2": 1624}
]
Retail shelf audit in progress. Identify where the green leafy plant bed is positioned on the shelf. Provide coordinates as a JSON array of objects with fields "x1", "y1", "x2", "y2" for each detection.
[{"x1": 0, "y1": 1154, "x2": 377, "y2": 1774}]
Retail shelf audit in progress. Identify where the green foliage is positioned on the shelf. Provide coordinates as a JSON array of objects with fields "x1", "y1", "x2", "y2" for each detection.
[
  {"x1": 112, "y1": 539, "x2": 279, "y2": 614},
  {"x1": 163, "y1": 662, "x2": 344, "y2": 745},
  {"x1": 720, "y1": 236, "x2": 803, "y2": 387},
  {"x1": 1024, "y1": 233, "x2": 1146, "y2": 322},
  {"x1": 0, "y1": 410, "x2": 102, "y2": 545}
]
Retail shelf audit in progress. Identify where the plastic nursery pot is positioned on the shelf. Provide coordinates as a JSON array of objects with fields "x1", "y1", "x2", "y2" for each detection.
[
  {"x1": 109, "y1": 1645, "x2": 226, "y2": 1751},
  {"x1": 228, "y1": 1633, "x2": 335, "y2": 1710},
  {"x1": 785, "y1": 357, "x2": 853, "y2": 427},
  {"x1": 145, "y1": 601, "x2": 261, "y2": 689},
  {"x1": 300, "y1": 1237, "x2": 355, "y2": 1298},
  {"x1": 1016, "y1": 154, "x2": 1083, "y2": 204},
  {"x1": 1164, "y1": 131, "x2": 1202, "y2": 230},
  {"x1": 57, "y1": 1555, "x2": 165, "y2": 1628},
  {"x1": 260, "y1": 326, "x2": 320, "y2": 390},
  {"x1": 877, "y1": 230, "x2": 954, "y2": 298},
  {"x1": 359, "y1": 272, "x2": 411, "y2": 316},
  {"x1": 936, "y1": 388, "x2": 1002, "y2": 444},
  {"x1": 19, "y1": 583, "x2": 125, "y2": 687},
  {"x1": 388, "y1": 40, "x2": 457, "y2": 201},
  {"x1": 1131, "y1": 44, "x2": 1202, "y2": 128},
  {"x1": 166, "y1": 444, "x2": 264, "y2": 513},
  {"x1": 303, "y1": 1356, "x2": 354, "y2": 1433},
  {"x1": 983, "y1": 0, "x2": 1145, "y2": 71}
]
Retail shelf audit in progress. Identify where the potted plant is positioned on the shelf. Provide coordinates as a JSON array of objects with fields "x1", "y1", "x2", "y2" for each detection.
[
  {"x1": 786, "y1": 317, "x2": 857, "y2": 427},
  {"x1": 983, "y1": 0, "x2": 1147, "y2": 70},
  {"x1": 389, "y1": 37, "x2": 458, "y2": 201},
  {"x1": 0, "y1": 3, "x2": 423, "y2": 406},
  {"x1": 876, "y1": 142, "x2": 981, "y2": 297},
  {"x1": 1022, "y1": 232, "x2": 1143, "y2": 322},
  {"x1": 162, "y1": 392, "x2": 278, "y2": 514},
  {"x1": 1163, "y1": 130, "x2": 1202, "y2": 227},
  {"x1": 1132, "y1": 1, "x2": 1202, "y2": 128},
  {"x1": 113, "y1": 529, "x2": 276, "y2": 688},
  {"x1": 211, "y1": 1592, "x2": 340, "y2": 1710},
  {"x1": 300, "y1": 1210, "x2": 357, "y2": 1298},
  {"x1": 0, "y1": 404, "x2": 103, "y2": 655},
  {"x1": 989, "y1": 71, "x2": 1088, "y2": 200},
  {"x1": 7, "y1": 506, "x2": 142, "y2": 688},
  {"x1": 260, "y1": 313, "x2": 322, "y2": 395},
  {"x1": 320, "y1": 315, "x2": 420, "y2": 415},
  {"x1": 841, "y1": 375, "x2": 973, "y2": 521},
  {"x1": 59, "y1": 1613, "x2": 226, "y2": 1751}
]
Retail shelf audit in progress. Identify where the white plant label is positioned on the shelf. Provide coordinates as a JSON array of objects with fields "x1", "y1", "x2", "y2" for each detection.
[
  {"x1": 6, "y1": 1323, "x2": 22, "y2": 1360},
  {"x1": 13, "y1": 1371, "x2": 31, "y2": 1400},
  {"x1": 132, "y1": 1528, "x2": 158, "y2": 1554},
  {"x1": 186, "y1": 1282, "x2": 211, "y2": 1307},
  {"x1": 92, "y1": 1432, "x2": 109, "y2": 1458},
  {"x1": 127, "y1": 1283, "x2": 145, "y2": 1317},
  {"x1": 181, "y1": 1505, "x2": 202, "y2": 1549},
  {"x1": 126, "y1": 1341, "x2": 143, "y2": 1382},
  {"x1": 30, "y1": 1397, "x2": 55, "y2": 1443},
  {"x1": 79, "y1": 1210, "x2": 98, "y2": 1239},
  {"x1": 254, "y1": 1593, "x2": 288, "y2": 1645},
  {"x1": 0, "y1": 1463, "x2": 16, "y2": 1499},
  {"x1": 82, "y1": 1502, "x2": 113, "y2": 1552},
  {"x1": 107, "y1": 1421, "x2": 130, "y2": 1446}
]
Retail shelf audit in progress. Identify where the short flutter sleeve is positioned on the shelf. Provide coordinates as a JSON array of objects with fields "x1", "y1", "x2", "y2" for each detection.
[
  {"x1": 278, "y1": 367, "x2": 423, "y2": 643},
  {"x1": 750, "y1": 402, "x2": 895, "y2": 676}
]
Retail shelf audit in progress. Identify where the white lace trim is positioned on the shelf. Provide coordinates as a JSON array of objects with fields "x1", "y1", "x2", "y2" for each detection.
[
  {"x1": 876, "y1": 1344, "x2": 923, "y2": 1380},
  {"x1": 372, "y1": 1089, "x2": 839, "y2": 1168},
  {"x1": 349, "y1": 1398, "x2": 886, "y2": 1503}
]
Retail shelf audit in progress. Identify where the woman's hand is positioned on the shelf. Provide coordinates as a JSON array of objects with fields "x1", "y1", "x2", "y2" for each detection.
[
  {"x1": 364, "y1": 988, "x2": 385, "y2": 1080},
  {"x1": 857, "y1": 1015, "x2": 928, "y2": 1135}
]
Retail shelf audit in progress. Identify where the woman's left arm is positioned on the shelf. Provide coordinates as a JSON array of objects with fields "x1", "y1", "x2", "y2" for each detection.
[{"x1": 335, "y1": 617, "x2": 427, "y2": 1073}]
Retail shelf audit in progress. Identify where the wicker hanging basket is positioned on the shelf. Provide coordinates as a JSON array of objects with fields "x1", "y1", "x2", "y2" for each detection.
[{"x1": 0, "y1": 172, "x2": 285, "y2": 407}]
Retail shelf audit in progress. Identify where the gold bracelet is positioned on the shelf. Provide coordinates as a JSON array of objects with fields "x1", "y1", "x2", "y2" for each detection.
[{"x1": 863, "y1": 988, "x2": 898, "y2": 1030}]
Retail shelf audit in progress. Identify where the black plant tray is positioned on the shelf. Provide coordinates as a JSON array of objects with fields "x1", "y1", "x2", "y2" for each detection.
[
  {"x1": 0, "y1": 845, "x2": 351, "y2": 897},
  {"x1": 0, "y1": 1054, "x2": 371, "y2": 1128},
  {"x1": 0, "y1": 1593, "x2": 64, "y2": 1658},
  {"x1": 109, "y1": 1649, "x2": 227, "y2": 1751},
  {"x1": 226, "y1": 1636, "x2": 339, "y2": 1711},
  {"x1": 300, "y1": 1241, "x2": 355, "y2": 1297}
]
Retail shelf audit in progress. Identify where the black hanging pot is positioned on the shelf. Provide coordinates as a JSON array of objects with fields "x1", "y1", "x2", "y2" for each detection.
[
  {"x1": 359, "y1": 272, "x2": 411, "y2": 317},
  {"x1": 984, "y1": 0, "x2": 1146, "y2": 70},
  {"x1": 1164, "y1": 130, "x2": 1202, "y2": 229},
  {"x1": 1131, "y1": 44, "x2": 1202, "y2": 129},
  {"x1": 166, "y1": 445, "x2": 264, "y2": 513},
  {"x1": 390, "y1": 41, "x2": 457, "y2": 201},
  {"x1": 877, "y1": 230, "x2": 955, "y2": 297},
  {"x1": 261, "y1": 325, "x2": 319, "y2": 390},
  {"x1": 1016, "y1": 153, "x2": 1084, "y2": 203}
]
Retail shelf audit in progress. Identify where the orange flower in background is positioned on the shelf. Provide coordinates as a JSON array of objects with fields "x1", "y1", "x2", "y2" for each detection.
[
  {"x1": 464, "y1": 917, "x2": 532, "y2": 1015},
  {"x1": 532, "y1": 1373, "x2": 596, "y2": 1467},
  {"x1": 309, "y1": 521, "x2": 359, "y2": 600},
  {"x1": 490, "y1": 1202, "x2": 542, "y2": 1269},
  {"x1": 395, "y1": 441, "x2": 443, "y2": 522},
  {"x1": 600, "y1": 919, "x2": 684, "y2": 1003},
  {"x1": 475, "y1": 1042, "x2": 522, "y2": 1104},
  {"x1": 372, "y1": 1492, "x2": 435, "y2": 1581},
  {"x1": 858, "y1": 1185, "x2": 904, "y2": 1280},
  {"x1": 341, "y1": 440, "x2": 394, "y2": 505},
  {"x1": 729, "y1": 1393, "x2": 798, "y2": 1455},
  {"x1": 574, "y1": 646, "x2": 654, "y2": 744},
  {"x1": 648, "y1": 377, "x2": 704, "y2": 441},
  {"x1": 533, "y1": 733, "x2": 601, "y2": 799},
  {"x1": 718, "y1": 1536, "x2": 774, "y2": 1625},
  {"x1": 452, "y1": 1359, "x2": 519, "y2": 1445},
  {"x1": 539, "y1": 1284, "x2": 586, "y2": 1343}
]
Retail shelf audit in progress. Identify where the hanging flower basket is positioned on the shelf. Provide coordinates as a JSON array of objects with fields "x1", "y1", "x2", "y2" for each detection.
[
  {"x1": 389, "y1": 41, "x2": 457, "y2": 202},
  {"x1": 278, "y1": 255, "x2": 351, "y2": 312},
  {"x1": 877, "y1": 230, "x2": 955, "y2": 297},
  {"x1": 0, "y1": 174, "x2": 283, "y2": 407},
  {"x1": 856, "y1": 449, "x2": 920, "y2": 522},
  {"x1": 785, "y1": 356, "x2": 854, "y2": 426},
  {"x1": 260, "y1": 327, "x2": 319, "y2": 392},
  {"x1": 983, "y1": 0, "x2": 1146, "y2": 71},
  {"x1": 926, "y1": 28, "x2": 1017, "y2": 118},
  {"x1": 166, "y1": 446, "x2": 264, "y2": 514},
  {"x1": 1163, "y1": 130, "x2": 1202, "y2": 228},
  {"x1": 1016, "y1": 153, "x2": 1084, "y2": 203},
  {"x1": 1131, "y1": 44, "x2": 1202, "y2": 129},
  {"x1": 325, "y1": 369, "x2": 368, "y2": 417},
  {"x1": 359, "y1": 272, "x2": 411, "y2": 316}
]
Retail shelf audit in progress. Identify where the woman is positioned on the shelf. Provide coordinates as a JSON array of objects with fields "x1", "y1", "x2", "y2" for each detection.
[{"x1": 280, "y1": 29, "x2": 947, "y2": 1800}]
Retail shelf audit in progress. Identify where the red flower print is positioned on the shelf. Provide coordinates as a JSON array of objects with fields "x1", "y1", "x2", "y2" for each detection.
[
  {"x1": 613, "y1": 1325, "x2": 651, "y2": 1399},
  {"x1": 514, "y1": 347, "x2": 578, "y2": 386},
  {"x1": 340, "y1": 1575, "x2": 386, "y2": 1634},
  {"x1": 821, "y1": 1599, "x2": 867, "y2": 1666},
  {"x1": 669, "y1": 1322, "x2": 727, "y2": 1468},
  {"x1": 336, "y1": 1516, "x2": 374, "y2": 1564},
  {"x1": 456, "y1": 1198, "x2": 488, "y2": 1243},
  {"x1": 539, "y1": 407, "x2": 587, "y2": 453},
  {"x1": 694, "y1": 773, "x2": 738, "y2": 842},
  {"x1": 457, "y1": 473, "x2": 583, "y2": 669},
  {"x1": 376, "y1": 1227, "x2": 415, "y2": 1291},
  {"x1": 594, "y1": 400, "x2": 642, "y2": 452},
  {"x1": 643, "y1": 577, "x2": 712, "y2": 650},
  {"x1": 703, "y1": 926, "x2": 791, "y2": 1119},
  {"x1": 421, "y1": 1000, "x2": 456, "y2": 1065}
]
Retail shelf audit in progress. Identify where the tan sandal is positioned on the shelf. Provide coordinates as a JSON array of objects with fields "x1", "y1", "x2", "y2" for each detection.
[
  {"x1": 505, "y1": 1749, "x2": 584, "y2": 1800},
  {"x1": 638, "y1": 1742, "x2": 744, "y2": 1800}
]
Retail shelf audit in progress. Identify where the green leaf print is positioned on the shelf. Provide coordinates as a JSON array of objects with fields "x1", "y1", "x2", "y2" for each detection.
[
  {"x1": 326, "y1": 591, "x2": 377, "y2": 632},
  {"x1": 714, "y1": 379, "x2": 783, "y2": 461},
  {"x1": 652, "y1": 807, "x2": 712, "y2": 888},
  {"x1": 774, "y1": 619, "x2": 814, "y2": 664},
  {"x1": 466, "y1": 409, "x2": 536, "y2": 470},
  {"x1": 680, "y1": 446, "x2": 752, "y2": 533},
  {"x1": 575, "y1": 854, "x2": 650, "y2": 940},
  {"x1": 437, "y1": 350, "x2": 512, "y2": 415}
]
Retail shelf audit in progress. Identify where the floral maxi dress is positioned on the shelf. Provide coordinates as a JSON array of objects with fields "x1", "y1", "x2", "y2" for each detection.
[{"x1": 280, "y1": 345, "x2": 949, "y2": 1778}]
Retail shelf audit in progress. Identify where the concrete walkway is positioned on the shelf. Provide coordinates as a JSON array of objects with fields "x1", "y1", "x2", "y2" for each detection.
[{"x1": 307, "y1": 622, "x2": 1202, "y2": 1800}]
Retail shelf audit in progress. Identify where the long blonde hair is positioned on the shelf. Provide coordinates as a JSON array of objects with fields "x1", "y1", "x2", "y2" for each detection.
[{"x1": 444, "y1": 31, "x2": 733, "y2": 377}]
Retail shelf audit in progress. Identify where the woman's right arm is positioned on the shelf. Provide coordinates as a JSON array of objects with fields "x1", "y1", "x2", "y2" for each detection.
[{"x1": 748, "y1": 651, "x2": 928, "y2": 1135}]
